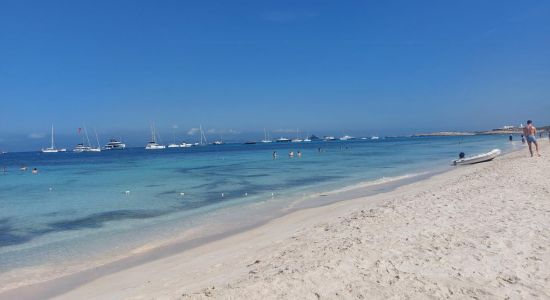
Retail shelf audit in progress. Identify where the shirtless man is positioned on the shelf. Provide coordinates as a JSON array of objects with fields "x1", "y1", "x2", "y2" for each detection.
[{"x1": 523, "y1": 120, "x2": 540, "y2": 157}]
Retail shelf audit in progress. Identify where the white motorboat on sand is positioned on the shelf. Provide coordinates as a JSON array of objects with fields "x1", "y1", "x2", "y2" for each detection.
[{"x1": 453, "y1": 149, "x2": 501, "y2": 166}]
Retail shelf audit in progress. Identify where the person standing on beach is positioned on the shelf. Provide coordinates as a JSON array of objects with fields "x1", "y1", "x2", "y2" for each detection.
[{"x1": 523, "y1": 120, "x2": 540, "y2": 157}]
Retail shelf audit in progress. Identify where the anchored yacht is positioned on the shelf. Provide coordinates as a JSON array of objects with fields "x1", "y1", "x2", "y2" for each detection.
[{"x1": 104, "y1": 139, "x2": 126, "y2": 150}]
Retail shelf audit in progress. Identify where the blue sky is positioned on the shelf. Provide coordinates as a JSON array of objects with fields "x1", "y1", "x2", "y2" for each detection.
[{"x1": 1, "y1": 0, "x2": 549, "y2": 150}]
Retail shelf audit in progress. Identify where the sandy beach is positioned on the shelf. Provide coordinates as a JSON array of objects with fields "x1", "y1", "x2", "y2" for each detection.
[{"x1": 2, "y1": 146, "x2": 549, "y2": 299}]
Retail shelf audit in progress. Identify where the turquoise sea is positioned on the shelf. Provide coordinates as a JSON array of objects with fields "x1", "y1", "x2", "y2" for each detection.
[{"x1": 0, "y1": 135, "x2": 519, "y2": 282}]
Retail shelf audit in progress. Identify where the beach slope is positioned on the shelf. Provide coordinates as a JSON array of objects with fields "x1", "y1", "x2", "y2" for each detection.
[{"x1": 7, "y1": 148, "x2": 550, "y2": 299}]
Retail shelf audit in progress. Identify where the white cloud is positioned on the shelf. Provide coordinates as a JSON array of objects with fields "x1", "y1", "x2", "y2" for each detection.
[
  {"x1": 28, "y1": 133, "x2": 45, "y2": 139},
  {"x1": 187, "y1": 128, "x2": 200, "y2": 135}
]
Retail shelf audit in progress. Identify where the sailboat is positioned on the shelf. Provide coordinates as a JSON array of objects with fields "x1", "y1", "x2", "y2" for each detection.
[
  {"x1": 41, "y1": 125, "x2": 66, "y2": 153},
  {"x1": 145, "y1": 123, "x2": 166, "y2": 150},
  {"x1": 212, "y1": 133, "x2": 225, "y2": 145},
  {"x1": 168, "y1": 127, "x2": 181, "y2": 148},
  {"x1": 88, "y1": 129, "x2": 102, "y2": 152},
  {"x1": 73, "y1": 126, "x2": 93, "y2": 152},
  {"x1": 198, "y1": 125, "x2": 208, "y2": 146},
  {"x1": 291, "y1": 128, "x2": 303, "y2": 143},
  {"x1": 303, "y1": 133, "x2": 312, "y2": 142},
  {"x1": 261, "y1": 128, "x2": 272, "y2": 143}
]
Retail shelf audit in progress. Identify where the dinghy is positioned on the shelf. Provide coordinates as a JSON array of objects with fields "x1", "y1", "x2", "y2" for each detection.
[{"x1": 453, "y1": 149, "x2": 501, "y2": 166}]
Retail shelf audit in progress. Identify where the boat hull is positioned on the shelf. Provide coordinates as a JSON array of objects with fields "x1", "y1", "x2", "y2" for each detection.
[{"x1": 453, "y1": 149, "x2": 501, "y2": 166}]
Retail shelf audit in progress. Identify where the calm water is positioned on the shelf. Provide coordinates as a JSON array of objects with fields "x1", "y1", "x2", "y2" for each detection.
[{"x1": 0, "y1": 136, "x2": 517, "y2": 275}]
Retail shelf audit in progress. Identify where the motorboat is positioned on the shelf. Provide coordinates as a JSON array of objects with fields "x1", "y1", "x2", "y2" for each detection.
[
  {"x1": 73, "y1": 143, "x2": 91, "y2": 152},
  {"x1": 276, "y1": 137, "x2": 291, "y2": 143},
  {"x1": 340, "y1": 135, "x2": 355, "y2": 141},
  {"x1": 453, "y1": 149, "x2": 501, "y2": 166},
  {"x1": 104, "y1": 139, "x2": 126, "y2": 150}
]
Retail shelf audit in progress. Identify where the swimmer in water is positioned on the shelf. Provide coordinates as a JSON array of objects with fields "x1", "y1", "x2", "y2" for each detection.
[
  {"x1": 289, "y1": 151, "x2": 294, "y2": 158},
  {"x1": 297, "y1": 151, "x2": 302, "y2": 158},
  {"x1": 32, "y1": 168, "x2": 38, "y2": 174}
]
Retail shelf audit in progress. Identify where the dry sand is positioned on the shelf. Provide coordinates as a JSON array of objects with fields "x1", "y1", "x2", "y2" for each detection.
[{"x1": 4, "y1": 146, "x2": 550, "y2": 299}]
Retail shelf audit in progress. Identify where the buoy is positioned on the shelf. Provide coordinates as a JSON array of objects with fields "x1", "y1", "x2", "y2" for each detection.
[{"x1": 179, "y1": 192, "x2": 185, "y2": 197}]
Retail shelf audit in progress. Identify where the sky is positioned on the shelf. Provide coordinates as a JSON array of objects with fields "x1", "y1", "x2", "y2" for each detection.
[{"x1": 1, "y1": 0, "x2": 549, "y2": 150}]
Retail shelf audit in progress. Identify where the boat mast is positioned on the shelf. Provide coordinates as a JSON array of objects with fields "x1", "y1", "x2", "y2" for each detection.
[
  {"x1": 94, "y1": 128, "x2": 101, "y2": 148},
  {"x1": 172, "y1": 127, "x2": 176, "y2": 144},
  {"x1": 51, "y1": 124, "x2": 55, "y2": 149},
  {"x1": 151, "y1": 123, "x2": 156, "y2": 143},
  {"x1": 83, "y1": 125, "x2": 92, "y2": 147},
  {"x1": 199, "y1": 125, "x2": 207, "y2": 145}
]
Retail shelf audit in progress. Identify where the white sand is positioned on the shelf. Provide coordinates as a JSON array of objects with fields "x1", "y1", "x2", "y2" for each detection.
[{"x1": 4, "y1": 147, "x2": 550, "y2": 299}]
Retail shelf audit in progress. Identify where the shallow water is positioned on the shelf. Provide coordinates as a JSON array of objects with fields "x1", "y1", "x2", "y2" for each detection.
[{"x1": 0, "y1": 136, "x2": 518, "y2": 275}]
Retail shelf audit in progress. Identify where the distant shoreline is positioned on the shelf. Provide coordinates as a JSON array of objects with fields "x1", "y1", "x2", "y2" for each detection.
[{"x1": 414, "y1": 126, "x2": 549, "y2": 137}]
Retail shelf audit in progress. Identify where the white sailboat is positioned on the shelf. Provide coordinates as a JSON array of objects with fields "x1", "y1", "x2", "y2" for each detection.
[
  {"x1": 41, "y1": 124, "x2": 66, "y2": 153},
  {"x1": 212, "y1": 133, "x2": 225, "y2": 145},
  {"x1": 291, "y1": 128, "x2": 303, "y2": 143},
  {"x1": 145, "y1": 123, "x2": 166, "y2": 150},
  {"x1": 261, "y1": 128, "x2": 272, "y2": 143},
  {"x1": 88, "y1": 129, "x2": 101, "y2": 152},
  {"x1": 199, "y1": 125, "x2": 208, "y2": 146},
  {"x1": 73, "y1": 126, "x2": 93, "y2": 152},
  {"x1": 168, "y1": 126, "x2": 181, "y2": 148},
  {"x1": 303, "y1": 132, "x2": 311, "y2": 142}
]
